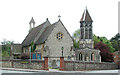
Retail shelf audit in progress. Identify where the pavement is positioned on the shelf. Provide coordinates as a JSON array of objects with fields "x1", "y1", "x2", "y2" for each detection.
[
  {"x1": 0, "y1": 67, "x2": 120, "y2": 73},
  {"x1": 0, "y1": 68, "x2": 120, "y2": 75}
]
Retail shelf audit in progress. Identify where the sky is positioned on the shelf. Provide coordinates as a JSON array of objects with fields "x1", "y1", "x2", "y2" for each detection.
[{"x1": 0, "y1": 0, "x2": 119, "y2": 44}]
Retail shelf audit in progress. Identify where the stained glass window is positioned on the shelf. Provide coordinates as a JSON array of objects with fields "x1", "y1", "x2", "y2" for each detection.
[{"x1": 56, "y1": 32, "x2": 63, "y2": 40}]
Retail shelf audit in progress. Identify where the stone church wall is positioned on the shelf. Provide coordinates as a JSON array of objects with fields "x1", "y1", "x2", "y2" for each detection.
[
  {"x1": 0, "y1": 57, "x2": 49, "y2": 70},
  {"x1": 45, "y1": 21, "x2": 73, "y2": 63},
  {"x1": 13, "y1": 60, "x2": 44, "y2": 70},
  {"x1": 1, "y1": 60, "x2": 13, "y2": 68},
  {"x1": 64, "y1": 61, "x2": 118, "y2": 71}
]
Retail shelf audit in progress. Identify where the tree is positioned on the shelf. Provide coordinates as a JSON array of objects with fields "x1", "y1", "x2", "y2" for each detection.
[
  {"x1": 99, "y1": 37, "x2": 115, "y2": 53},
  {"x1": 110, "y1": 33, "x2": 120, "y2": 51},
  {"x1": 73, "y1": 40, "x2": 79, "y2": 48},
  {"x1": 93, "y1": 35, "x2": 115, "y2": 53},
  {"x1": 94, "y1": 42, "x2": 113, "y2": 62},
  {"x1": 72, "y1": 29, "x2": 80, "y2": 41},
  {"x1": 31, "y1": 41, "x2": 36, "y2": 52},
  {"x1": 93, "y1": 34, "x2": 100, "y2": 46},
  {"x1": 72, "y1": 29, "x2": 80, "y2": 48},
  {"x1": 1, "y1": 39, "x2": 14, "y2": 57}
]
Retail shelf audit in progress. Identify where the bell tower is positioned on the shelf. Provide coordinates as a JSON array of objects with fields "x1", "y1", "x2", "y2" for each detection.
[
  {"x1": 79, "y1": 8, "x2": 94, "y2": 49},
  {"x1": 29, "y1": 17, "x2": 35, "y2": 32}
]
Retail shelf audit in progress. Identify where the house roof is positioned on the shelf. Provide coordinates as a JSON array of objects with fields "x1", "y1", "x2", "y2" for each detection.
[
  {"x1": 80, "y1": 8, "x2": 93, "y2": 22},
  {"x1": 22, "y1": 21, "x2": 47, "y2": 46}
]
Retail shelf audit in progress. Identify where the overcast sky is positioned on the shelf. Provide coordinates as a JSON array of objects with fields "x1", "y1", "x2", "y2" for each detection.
[{"x1": 0, "y1": 0, "x2": 119, "y2": 43}]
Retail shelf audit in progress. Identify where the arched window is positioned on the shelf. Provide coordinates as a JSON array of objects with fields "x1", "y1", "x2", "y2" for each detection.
[
  {"x1": 89, "y1": 28, "x2": 92, "y2": 39},
  {"x1": 81, "y1": 28, "x2": 84, "y2": 39},
  {"x1": 85, "y1": 28, "x2": 88, "y2": 39},
  {"x1": 91, "y1": 53, "x2": 95, "y2": 61},
  {"x1": 80, "y1": 24, "x2": 83, "y2": 27},
  {"x1": 79, "y1": 53, "x2": 83, "y2": 61}
]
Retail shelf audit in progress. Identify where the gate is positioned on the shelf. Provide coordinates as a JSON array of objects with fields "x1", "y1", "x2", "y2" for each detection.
[{"x1": 49, "y1": 59, "x2": 60, "y2": 69}]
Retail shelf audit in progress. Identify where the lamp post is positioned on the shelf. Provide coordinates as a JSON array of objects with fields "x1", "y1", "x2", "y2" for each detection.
[{"x1": 61, "y1": 47, "x2": 64, "y2": 56}]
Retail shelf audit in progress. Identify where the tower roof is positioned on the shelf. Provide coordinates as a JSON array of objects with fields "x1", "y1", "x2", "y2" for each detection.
[
  {"x1": 29, "y1": 17, "x2": 35, "y2": 24},
  {"x1": 80, "y1": 8, "x2": 93, "y2": 22}
]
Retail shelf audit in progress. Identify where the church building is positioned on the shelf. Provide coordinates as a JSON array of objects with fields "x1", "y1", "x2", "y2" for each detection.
[
  {"x1": 21, "y1": 8, "x2": 101, "y2": 68},
  {"x1": 22, "y1": 17, "x2": 74, "y2": 66}
]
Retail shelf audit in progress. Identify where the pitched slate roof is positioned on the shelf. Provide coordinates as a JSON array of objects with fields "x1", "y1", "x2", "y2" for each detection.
[
  {"x1": 35, "y1": 22, "x2": 57, "y2": 44},
  {"x1": 80, "y1": 8, "x2": 93, "y2": 22},
  {"x1": 22, "y1": 19, "x2": 73, "y2": 47},
  {"x1": 22, "y1": 19, "x2": 59, "y2": 47},
  {"x1": 22, "y1": 21, "x2": 47, "y2": 46}
]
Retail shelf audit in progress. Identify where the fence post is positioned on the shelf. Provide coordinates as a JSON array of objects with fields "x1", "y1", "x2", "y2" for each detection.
[
  {"x1": 60, "y1": 57, "x2": 64, "y2": 71},
  {"x1": 44, "y1": 57, "x2": 48, "y2": 70}
]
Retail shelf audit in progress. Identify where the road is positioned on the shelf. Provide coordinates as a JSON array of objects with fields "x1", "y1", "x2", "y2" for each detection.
[
  {"x1": 1, "y1": 72, "x2": 119, "y2": 75},
  {"x1": 0, "y1": 69, "x2": 120, "y2": 75}
]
